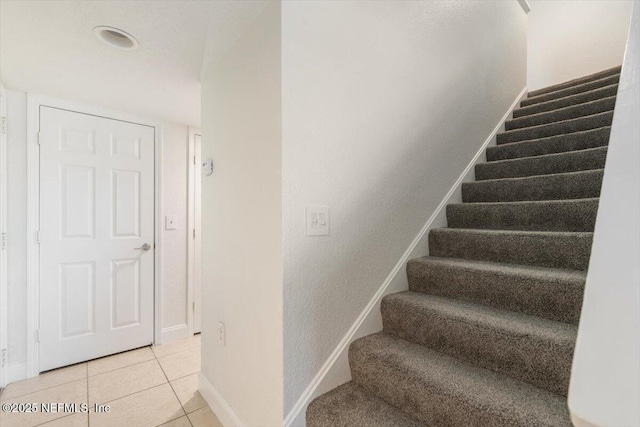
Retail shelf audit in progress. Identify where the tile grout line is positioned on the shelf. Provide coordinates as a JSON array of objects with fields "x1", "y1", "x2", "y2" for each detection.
[
  {"x1": 1, "y1": 376, "x2": 88, "y2": 405},
  {"x1": 6, "y1": 340, "x2": 200, "y2": 426},
  {"x1": 3, "y1": 344, "x2": 157, "y2": 402},
  {"x1": 89, "y1": 355, "x2": 156, "y2": 379},
  {"x1": 86, "y1": 364, "x2": 201, "y2": 408},
  {"x1": 157, "y1": 353, "x2": 191, "y2": 427}
]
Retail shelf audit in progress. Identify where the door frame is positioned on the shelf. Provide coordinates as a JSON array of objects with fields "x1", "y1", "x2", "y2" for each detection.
[
  {"x1": 25, "y1": 94, "x2": 164, "y2": 378},
  {"x1": 0, "y1": 84, "x2": 8, "y2": 388},
  {"x1": 187, "y1": 127, "x2": 201, "y2": 335}
]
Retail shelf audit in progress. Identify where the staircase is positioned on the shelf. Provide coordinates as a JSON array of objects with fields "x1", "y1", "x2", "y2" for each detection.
[{"x1": 306, "y1": 66, "x2": 621, "y2": 427}]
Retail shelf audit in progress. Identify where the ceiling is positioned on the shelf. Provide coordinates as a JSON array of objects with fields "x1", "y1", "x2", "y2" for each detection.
[{"x1": 0, "y1": 0, "x2": 268, "y2": 127}]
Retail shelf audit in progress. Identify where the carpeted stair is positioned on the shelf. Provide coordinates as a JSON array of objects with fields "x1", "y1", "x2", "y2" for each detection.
[{"x1": 307, "y1": 66, "x2": 619, "y2": 427}]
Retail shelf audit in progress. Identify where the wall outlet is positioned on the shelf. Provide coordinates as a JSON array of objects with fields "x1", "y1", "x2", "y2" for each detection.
[
  {"x1": 306, "y1": 206, "x2": 330, "y2": 236},
  {"x1": 217, "y1": 321, "x2": 226, "y2": 346}
]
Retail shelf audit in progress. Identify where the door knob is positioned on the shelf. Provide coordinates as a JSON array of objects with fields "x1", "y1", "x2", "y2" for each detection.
[{"x1": 135, "y1": 243, "x2": 151, "y2": 251}]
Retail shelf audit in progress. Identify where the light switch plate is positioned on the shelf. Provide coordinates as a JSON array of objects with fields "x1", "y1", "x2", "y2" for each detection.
[
  {"x1": 306, "y1": 207, "x2": 329, "y2": 236},
  {"x1": 165, "y1": 215, "x2": 177, "y2": 230}
]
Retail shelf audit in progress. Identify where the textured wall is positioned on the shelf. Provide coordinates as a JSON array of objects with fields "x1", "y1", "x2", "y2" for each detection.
[
  {"x1": 6, "y1": 90, "x2": 27, "y2": 379},
  {"x1": 161, "y1": 122, "x2": 190, "y2": 332},
  {"x1": 282, "y1": 0, "x2": 527, "y2": 418},
  {"x1": 199, "y1": 1, "x2": 283, "y2": 425},
  {"x1": 528, "y1": 0, "x2": 633, "y2": 91}
]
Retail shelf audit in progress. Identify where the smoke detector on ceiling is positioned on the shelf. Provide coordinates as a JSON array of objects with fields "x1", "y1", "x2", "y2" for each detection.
[{"x1": 93, "y1": 26, "x2": 139, "y2": 50}]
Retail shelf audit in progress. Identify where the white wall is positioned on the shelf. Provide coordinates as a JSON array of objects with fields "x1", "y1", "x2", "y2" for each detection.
[
  {"x1": 3, "y1": 89, "x2": 192, "y2": 381},
  {"x1": 161, "y1": 122, "x2": 190, "y2": 339},
  {"x1": 199, "y1": 1, "x2": 283, "y2": 426},
  {"x1": 528, "y1": 0, "x2": 633, "y2": 91},
  {"x1": 281, "y1": 0, "x2": 527, "y2": 419},
  {"x1": 5, "y1": 90, "x2": 28, "y2": 382},
  {"x1": 569, "y1": 2, "x2": 640, "y2": 426}
]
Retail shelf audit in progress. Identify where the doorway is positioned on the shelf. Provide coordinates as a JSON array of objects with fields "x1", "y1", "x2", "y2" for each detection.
[{"x1": 37, "y1": 106, "x2": 156, "y2": 372}]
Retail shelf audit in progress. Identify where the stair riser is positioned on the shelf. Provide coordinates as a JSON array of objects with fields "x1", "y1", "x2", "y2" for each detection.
[
  {"x1": 497, "y1": 111, "x2": 613, "y2": 145},
  {"x1": 447, "y1": 199, "x2": 598, "y2": 232},
  {"x1": 428, "y1": 230, "x2": 593, "y2": 270},
  {"x1": 506, "y1": 97, "x2": 616, "y2": 131},
  {"x1": 487, "y1": 127, "x2": 610, "y2": 161},
  {"x1": 462, "y1": 170, "x2": 603, "y2": 203},
  {"x1": 381, "y1": 296, "x2": 574, "y2": 395},
  {"x1": 522, "y1": 74, "x2": 620, "y2": 107},
  {"x1": 407, "y1": 259, "x2": 584, "y2": 324},
  {"x1": 528, "y1": 66, "x2": 621, "y2": 97},
  {"x1": 514, "y1": 84, "x2": 619, "y2": 118}
]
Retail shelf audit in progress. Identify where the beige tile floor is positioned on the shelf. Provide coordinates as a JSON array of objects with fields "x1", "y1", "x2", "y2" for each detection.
[{"x1": 0, "y1": 334, "x2": 222, "y2": 427}]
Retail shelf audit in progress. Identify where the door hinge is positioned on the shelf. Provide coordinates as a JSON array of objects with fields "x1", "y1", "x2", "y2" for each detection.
[
  {"x1": 36, "y1": 330, "x2": 41, "y2": 343},
  {"x1": 37, "y1": 132, "x2": 41, "y2": 145},
  {"x1": 36, "y1": 230, "x2": 40, "y2": 244},
  {"x1": 193, "y1": 301, "x2": 195, "y2": 312},
  {"x1": 1, "y1": 348, "x2": 7, "y2": 367},
  {"x1": 1, "y1": 232, "x2": 6, "y2": 250},
  {"x1": 1, "y1": 116, "x2": 7, "y2": 134},
  {"x1": 193, "y1": 155, "x2": 196, "y2": 165},
  {"x1": 193, "y1": 228, "x2": 195, "y2": 239}
]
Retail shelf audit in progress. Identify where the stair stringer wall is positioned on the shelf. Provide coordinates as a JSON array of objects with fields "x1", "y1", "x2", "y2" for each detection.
[{"x1": 284, "y1": 86, "x2": 528, "y2": 427}]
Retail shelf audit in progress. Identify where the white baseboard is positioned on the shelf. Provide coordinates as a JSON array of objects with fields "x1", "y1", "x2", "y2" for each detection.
[
  {"x1": 198, "y1": 372, "x2": 246, "y2": 427},
  {"x1": 161, "y1": 324, "x2": 190, "y2": 344},
  {"x1": 283, "y1": 86, "x2": 529, "y2": 427},
  {"x1": 7, "y1": 363, "x2": 27, "y2": 384}
]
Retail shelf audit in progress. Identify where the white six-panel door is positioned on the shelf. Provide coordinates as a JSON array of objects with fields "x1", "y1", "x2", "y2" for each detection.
[{"x1": 39, "y1": 107, "x2": 154, "y2": 372}]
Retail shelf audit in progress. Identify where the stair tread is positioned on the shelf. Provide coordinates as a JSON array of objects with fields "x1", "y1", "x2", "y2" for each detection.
[
  {"x1": 477, "y1": 146, "x2": 607, "y2": 180},
  {"x1": 384, "y1": 291, "x2": 576, "y2": 346},
  {"x1": 429, "y1": 228, "x2": 593, "y2": 270},
  {"x1": 528, "y1": 66, "x2": 621, "y2": 97},
  {"x1": 307, "y1": 382, "x2": 425, "y2": 427},
  {"x1": 431, "y1": 227, "x2": 593, "y2": 237},
  {"x1": 447, "y1": 198, "x2": 598, "y2": 232},
  {"x1": 487, "y1": 126, "x2": 611, "y2": 161},
  {"x1": 497, "y1": 111, "x2": 613, "y2": 144},
  {"x1": 514, "y1": 84, "x2": 619, "y2": 118},
  {"x1": 506, "y1": 96, "x2": 616, "y2": 130},
  {"x1": 409, "y1": 255, "x2": 586, "y2": 281},
  {"x1": 468, "y1": 168, "x2": 604, "y2": 185},
  {"x1": 485, "y1": 145, "x2": 607, "y2": 165},
  {"x1": 522, "y1": 74, "x2": 620, "y2": 106},
  {"x1": 407, "y1": 256, "x2": 585, "y2": 324},
  {"x1": 462, "y1": 169, "x2": 604, "y2": 203},
  {"x1": 351, "y1": 332, "x2": 571, "y2": 427},
  {"x1": 382, "y1": 292, "x2": 576, "y2": 395},
  {"x1": 449, "y1": 197, "x2": 598, "y2": 206}
]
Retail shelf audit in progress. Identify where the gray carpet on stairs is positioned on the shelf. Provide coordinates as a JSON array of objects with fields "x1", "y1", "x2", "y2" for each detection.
[
  {"x1": 527, "y1": 66, "x2": 620, "y2": 97},
  {"x1": 477, "y1": 146, "x2": 607, "y2": 180},
  {"x1": 307, "y1": 67, "x2": 617, "y2": 427},
  {"x1": 486, "y1": 126, "x2": 610, "y2": 161},
  {"x1": 381, "y1": 292, "x2": 576, "y2": 396},
  {"x1": 407, "y1": 257, "x2": 585, "y2": 324},
  {"x1": 462, "y1": 169, "x2": 603, "y2": 202},
  {"x1": 513, "y1": 84, "x2": 618, "y2": 118},
  {"x1": 521, "y1": 73, "x2": 620, "y2": 107},
  {"x1": 496, "y1": 111, "x2": 613, "y2": 144}
]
